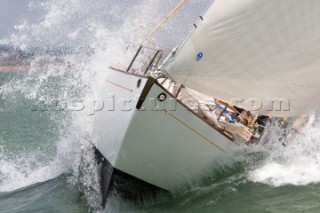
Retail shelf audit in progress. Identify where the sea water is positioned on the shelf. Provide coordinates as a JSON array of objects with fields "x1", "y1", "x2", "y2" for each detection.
[{"x1": 1, "y1": 1, "x2": 320, "y2": 212}]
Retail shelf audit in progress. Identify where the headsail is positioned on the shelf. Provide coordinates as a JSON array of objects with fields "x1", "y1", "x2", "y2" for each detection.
[{"x1": 165, "y1": 0, "x2": 320, "y2": 117}]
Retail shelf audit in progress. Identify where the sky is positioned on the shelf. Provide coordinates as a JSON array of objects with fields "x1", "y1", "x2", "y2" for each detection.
[
  {"x1": 0, "y1": 0, "x2": 30, "y2": 37},
  {"x1": 0, "y1": 0, "x2": 212, "y2": 48}
]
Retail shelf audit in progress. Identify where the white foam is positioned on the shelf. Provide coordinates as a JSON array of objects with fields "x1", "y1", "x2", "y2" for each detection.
[
  {"x1": 0, "y1": 0, "x2": 214, "y2": 210},
  {"x1": 0, "y1": 159, "x2": 66, "y2": 192},
  {"x1": 249, "y1": 156, "x2": 320, "y2": 187},
  {"x1": 0, "y1": 136, "x2": 77, "y2": 192},
  {"x1": 249, "y1": 113, "x2": 320, "y2": 187}
]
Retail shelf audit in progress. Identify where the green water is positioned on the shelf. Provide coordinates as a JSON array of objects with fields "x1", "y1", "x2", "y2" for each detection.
[
  {"x1": 0, "y1": 72, "x2": 89, "y2": 212},
  {"x1": 1, "y1": 71, "x2": 320, "y2": 213},
  {"x1": 0, "y1": 175, "x2": 88, "y2": 213}
]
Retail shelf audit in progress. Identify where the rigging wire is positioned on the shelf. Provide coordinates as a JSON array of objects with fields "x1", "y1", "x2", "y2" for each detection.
[{"x1": 142, "y1": 0, "x2": 187, "y2": 44}]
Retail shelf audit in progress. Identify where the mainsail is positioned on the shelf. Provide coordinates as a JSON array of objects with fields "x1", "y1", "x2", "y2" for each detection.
[{"x1": 166, "y1": 0, "x2": 320, "y2": 117}]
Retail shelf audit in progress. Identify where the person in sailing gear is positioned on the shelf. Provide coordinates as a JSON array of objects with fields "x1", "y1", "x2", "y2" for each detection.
[
  {"x1": 215, "y1": 102, "x2": 236, "y2": 123},
  {"x1": 237, "y1": 111, "x2": 254, "y2": 127}
]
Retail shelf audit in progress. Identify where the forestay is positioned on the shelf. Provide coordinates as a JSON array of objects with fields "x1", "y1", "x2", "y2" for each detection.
[{"x1": 166, "y1": 0, "x2": 320, "y2": 117}]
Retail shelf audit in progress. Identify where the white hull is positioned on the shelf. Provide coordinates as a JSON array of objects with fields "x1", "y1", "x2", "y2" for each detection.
[{"x1": 93, "y1": 69, "x2": 240, "y2": 193}]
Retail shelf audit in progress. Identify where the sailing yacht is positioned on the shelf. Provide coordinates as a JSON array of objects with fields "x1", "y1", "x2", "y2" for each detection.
[{"x1": 92, "y1": 0, "x2": 320, "y2": 206}]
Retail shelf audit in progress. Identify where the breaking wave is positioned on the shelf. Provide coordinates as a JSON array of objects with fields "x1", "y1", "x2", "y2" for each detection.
[
  {"x1": 0, "y1": 0, "x2": 212, "y2": 210},
  {"x1": 249, "y1": 112, "x2": 320, "y2": 187},
  {"x1": 3, "y1": 0, "x2": 320, "y2": 211}
]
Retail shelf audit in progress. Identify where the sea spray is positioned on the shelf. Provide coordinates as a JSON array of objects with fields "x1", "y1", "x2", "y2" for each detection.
[
  {"x1": 0, "y1": 0, "x2": 212, "y2": 210},
  {"x1": 249, "y1": 112, "x2": 320, "y2": 186},
  {"x1": 0, "y1": 134, "x2": 77, "y2": 192}
]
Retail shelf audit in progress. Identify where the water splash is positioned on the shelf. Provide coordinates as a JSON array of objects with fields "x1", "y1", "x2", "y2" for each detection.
[
  {"x1": 249, "y1": 112, "x2": 320, "y2": 187},
  {"x1": 0, "y1": 0, "x2": 213, "y2": 211},
  {"x1": 0, "y1": 135, "x2": 77, "y2": 192}
]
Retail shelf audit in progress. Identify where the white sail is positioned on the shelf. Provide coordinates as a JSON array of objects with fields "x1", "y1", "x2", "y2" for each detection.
[{"x1": 166, "y1": 0, "x2": 320, "y2": 117}]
